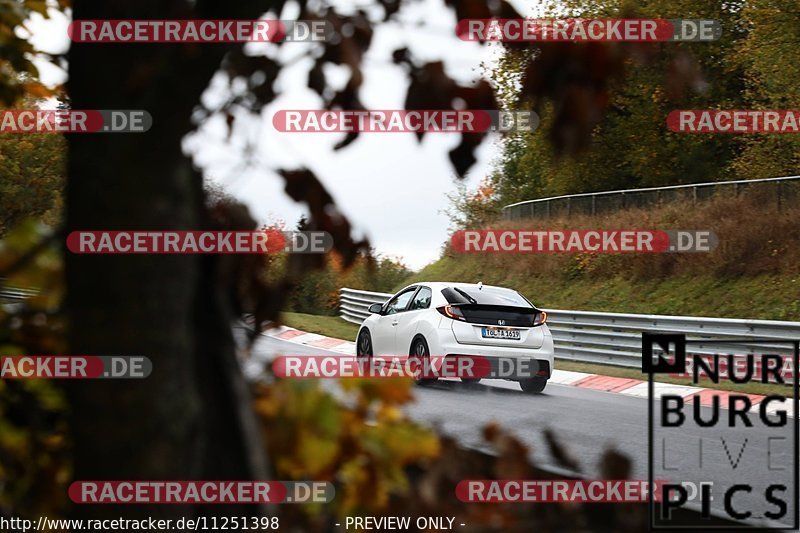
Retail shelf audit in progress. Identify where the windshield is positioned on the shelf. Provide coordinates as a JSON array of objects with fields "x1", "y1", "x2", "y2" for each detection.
[{"x1": 442, "y1": 286, "x2": 533, "y2": 307}]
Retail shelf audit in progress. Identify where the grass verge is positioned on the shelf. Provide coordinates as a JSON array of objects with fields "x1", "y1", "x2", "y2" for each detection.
[
  {"x1": 400, "y1": 194, "x2": 800, "y2": 320},
  {"x1": 401, "y1": 257, "x2": 800, "y2": 321},
  {"x1": 280, "y1": 312, "x2": 360, "y2": 341}
]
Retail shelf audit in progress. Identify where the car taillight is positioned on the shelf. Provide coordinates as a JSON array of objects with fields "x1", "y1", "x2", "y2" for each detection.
[
  {"x1": 532, "y1": 311, "x2": 547, "y2": 326},
  {"x1": 437, "y1": 305, "x2": 466, "y2": 321}
]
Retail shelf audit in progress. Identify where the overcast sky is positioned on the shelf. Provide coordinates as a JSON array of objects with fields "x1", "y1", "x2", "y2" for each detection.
[{"x1": 24, "y1": 1, "x2": 538, "y2": 270}]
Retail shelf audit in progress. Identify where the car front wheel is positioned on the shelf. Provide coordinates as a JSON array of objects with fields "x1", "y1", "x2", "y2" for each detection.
[
  {"x1": 519, "y1": 377, "x2": 547, "y2": 394},
  {"x1": 357, "y1": 329, "x2": 372, "y2": 358}
]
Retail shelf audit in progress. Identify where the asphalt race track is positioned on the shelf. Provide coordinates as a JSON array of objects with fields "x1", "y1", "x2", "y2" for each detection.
[{"x1": 245, "y1": 331, "x2": 797, "y2": 529}]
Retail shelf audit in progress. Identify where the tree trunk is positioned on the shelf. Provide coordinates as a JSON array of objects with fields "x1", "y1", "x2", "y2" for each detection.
[{"x1": 65, "y1": 0, "x2": 270, "y2": 519}]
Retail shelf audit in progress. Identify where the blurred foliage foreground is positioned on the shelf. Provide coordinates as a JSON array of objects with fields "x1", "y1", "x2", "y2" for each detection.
[{"x1": 0, "y1": 222, "x2": 653, "y2": 532}]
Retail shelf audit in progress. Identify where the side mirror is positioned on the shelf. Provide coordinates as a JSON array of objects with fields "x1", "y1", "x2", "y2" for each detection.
[{"x1": 368, "y1": 303, "x2": 383, "y2": 314}]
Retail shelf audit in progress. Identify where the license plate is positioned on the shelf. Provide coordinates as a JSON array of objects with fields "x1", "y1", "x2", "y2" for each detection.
[{"x1": 481, "y1": 327, "x2": 521, "y2": 340}]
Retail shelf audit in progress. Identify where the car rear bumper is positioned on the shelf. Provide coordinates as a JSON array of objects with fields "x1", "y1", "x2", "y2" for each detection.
[{"x1": 430, "y1": 329, "x2": 555, "y2": 380}]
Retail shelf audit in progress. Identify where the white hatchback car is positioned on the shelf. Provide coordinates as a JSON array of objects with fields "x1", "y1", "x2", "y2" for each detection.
[{"x1": 355, "y1": 282, "x2": 554, "y2": 393}]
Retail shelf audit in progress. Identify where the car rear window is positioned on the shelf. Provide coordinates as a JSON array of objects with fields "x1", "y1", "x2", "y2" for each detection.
[{"x1": 441, "y1": 286, "x2": 533, "y2": 307}]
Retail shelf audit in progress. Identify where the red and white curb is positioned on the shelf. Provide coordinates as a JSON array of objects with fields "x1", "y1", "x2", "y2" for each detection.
[
  {"x1": 263, "y1": 326, "x2": 795, "y2": 418},
  {"x1": 550, "y1": 371, "x2": 794, "y2": 417},
  {"x1": 264, "y1": 325, "x2": 357, "y2": 355}
]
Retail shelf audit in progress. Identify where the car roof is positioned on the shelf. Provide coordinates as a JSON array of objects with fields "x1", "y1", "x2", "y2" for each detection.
[{"x1": 398, "y1": 282, "x2": 516, "y2": 292}]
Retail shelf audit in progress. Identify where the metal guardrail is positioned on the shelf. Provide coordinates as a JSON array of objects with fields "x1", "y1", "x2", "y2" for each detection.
[
  {"x1": 502, "y1": 175, "x2": 800, "y2": 220},
  {"x1": 339, "y1": 288, "x2": 390, "y2": 325},
  {"x1": 340, "y1": 287, "x2": 800, "y2": 370}
]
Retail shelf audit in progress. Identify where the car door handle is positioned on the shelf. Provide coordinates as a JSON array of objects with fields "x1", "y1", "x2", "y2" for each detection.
[{"x1": 391, "y1": 320, "x2": 399, "y2": 326}]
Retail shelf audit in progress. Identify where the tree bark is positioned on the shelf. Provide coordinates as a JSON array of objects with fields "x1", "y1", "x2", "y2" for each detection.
[{"x1": 65, "y1": 0, "x2": 272, "y2": 519}]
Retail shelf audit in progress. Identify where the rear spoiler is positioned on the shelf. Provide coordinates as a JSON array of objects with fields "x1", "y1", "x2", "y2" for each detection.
[{"x1": 447, "y1": 303, "x2": 542, "y2": 314}]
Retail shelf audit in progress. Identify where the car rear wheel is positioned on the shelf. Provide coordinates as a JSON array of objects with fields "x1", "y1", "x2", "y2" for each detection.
[
  {"x1": 519, "y1": 377, "x2": 547, "y2": 394},
  {"x1": 357, "y1": 329, "x2": 372, "y2": 358},
  {"x1": 411, "y1": 337, "x2": 435, "y2": 385}
]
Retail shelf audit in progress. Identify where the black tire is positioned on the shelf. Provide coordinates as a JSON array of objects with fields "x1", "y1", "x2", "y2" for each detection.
[
  {"x1": 519, "y1": 377, "x2": 547, "y2": 394},
  {"x1": 410, "y1": 337, "x2": 436, "y2": 384},
  {"x1": 357, "y1": 329, "x2": 373, "y2": 358}
]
